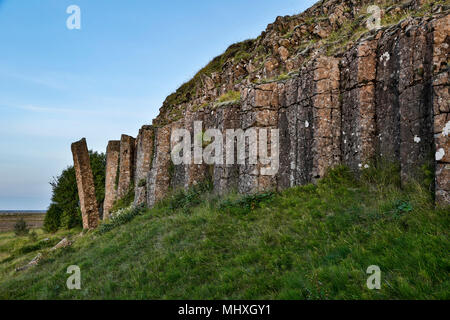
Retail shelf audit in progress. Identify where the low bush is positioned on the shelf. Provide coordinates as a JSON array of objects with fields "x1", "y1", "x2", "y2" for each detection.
[{"x1": 14, "y1": 219, "x2": 29, "y2": 236}]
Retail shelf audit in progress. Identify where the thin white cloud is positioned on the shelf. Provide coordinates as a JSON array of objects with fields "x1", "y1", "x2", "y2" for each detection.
[{"x1": 2, "y1": 71, "x2": 69, "y2": 90}]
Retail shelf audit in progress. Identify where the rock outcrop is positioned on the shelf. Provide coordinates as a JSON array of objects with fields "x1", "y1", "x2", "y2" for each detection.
[
  {"x1": 95, "y1": 0, "x2": 448, "y2": 219},
  {"x1": 103, "y1": 140, "x2": 120, "y2": 219},
  {"x1": 71, "y1": 138, "x2": 100, "y2": 229},
  {"x1": 117, "y1": 135, "x2": 136, "y2": 199},
  {"x1": 134, "y1": 126, "x2": 154, "y2": 206}
]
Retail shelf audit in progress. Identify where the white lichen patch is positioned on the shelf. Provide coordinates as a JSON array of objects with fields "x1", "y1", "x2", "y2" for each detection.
[
  {"x1": 443, "y1": 121, "x2": 450, "y2": 137},
  {"x1": 380, "y1": 52, "x2": 390, "y2": 66},
  {"x1": 436, "y1": 148, "x2": 445, "y2": 161},
  {"x1": 414, "y1": 135, "x2": 421, "y2": 143}
]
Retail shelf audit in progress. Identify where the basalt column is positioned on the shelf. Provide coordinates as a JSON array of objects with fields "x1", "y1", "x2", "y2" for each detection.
[
  {"x1": 203, "y1": 103, "x2": 241, "y2": 194},
  {"x1": 71, "y1": 138, "x2": 100, "y2": 229},
  {"x1": 432, "y1": 15, "x2": 449, "y2": 205},
  {"x1": 310, "y1": 56, "x2": 341, "y2": 180},
  {"x1": 147, "y1": 125, "x2": 172, "y2": 207},
  {"x1": 103, "y1": 140, "x2": 120, "y2": 219},
  {"x1": 240, "y1": 83, "x2": 281, "y2": 193},
  {"x1": 134, "y1": 126, "x2": 154, "y2": 206},
  {"x1": 117, "y1": 135, "x2": 136, "y2": 199},
  {"x1": 397, "y1": 20, "x2": 435, "y2": 181},
  {"x1": 341, "y1": 40, "x2": 377, "y2": 171}
]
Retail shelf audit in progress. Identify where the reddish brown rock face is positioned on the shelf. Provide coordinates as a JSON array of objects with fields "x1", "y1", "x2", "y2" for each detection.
[
  {"x1": 134, "y1": 126, "x2": 154, "y2": 206},
  {"x1": 117, "y1": 135, "x2": 136, "y2": 199},
  {"x1": 432, "y1": 15, "x2": 450, "y2": 206},
  {"x1": 341, "y1": 40, "x2": 377, "y2": 172},
  {"x1": 103, "y1": 140, "x2": 120, "y2": 219},
  {"x1": 71, "y1": 138, "x2": 99, "y2": 229},
  {"x1": 147, "y1": 125, "x2": 172, "y2": 206},
  {"x1": 103, "y1": 6, "x2": 448, "y2": 209}
]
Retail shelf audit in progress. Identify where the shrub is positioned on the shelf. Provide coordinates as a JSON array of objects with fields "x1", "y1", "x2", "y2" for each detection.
[
  {"x1": 43, "y1": 203, "x2": 62, "y2": 233},
  {"x1": 14, "y1": 218, "x2": 29, "y2": 236},
  {"x1": 45, "y1": 150, "x2": 106, "y2": 231}
]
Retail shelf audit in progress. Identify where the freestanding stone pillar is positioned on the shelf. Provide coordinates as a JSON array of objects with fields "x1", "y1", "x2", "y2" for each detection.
[
  {"x1": 117, "y1": 134, "x2": 136, "y2": 199},
  {"x1": 71, "y1": 138, "x2": 100, "y2": 229},
  {"x1": 103, "y1": 140, "x2": 120, "y2": 219},
  {"x1": 134, "y1": 126, "x2": 154, "y2": 206}
]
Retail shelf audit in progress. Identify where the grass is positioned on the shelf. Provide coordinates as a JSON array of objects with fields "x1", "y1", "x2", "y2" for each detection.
[
  {"x1": 0, "y1": 165, "x2": 448, "y2": 299},
  {"x1": 216, "y1": 90, "x2": 241, "y2": 104},
  {"x1": 0, "y1": 228, "x2": 80, "y2": 280},
  {"x1": 213, "y1": 90, "x2": 241, "y2": 108}
]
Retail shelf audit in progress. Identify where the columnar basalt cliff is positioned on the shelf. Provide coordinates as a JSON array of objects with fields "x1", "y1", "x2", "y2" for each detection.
[
  {"x1": 81, "y1": 0, "x2": 448, "y2": 223},
  {"x1": 71, "y1": 138, "x2": 100, "y2": 229}
]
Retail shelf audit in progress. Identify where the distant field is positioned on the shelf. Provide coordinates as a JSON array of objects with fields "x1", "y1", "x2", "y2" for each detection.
[{"x1": 0, "y1": 211, "x2": 46, "y2": 232}]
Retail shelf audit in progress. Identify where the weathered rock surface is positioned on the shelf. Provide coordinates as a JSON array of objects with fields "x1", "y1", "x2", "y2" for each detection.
[
  {"x1": 134, "y1": 126, "x2": 154, "y2": 206},
  {"x1": 117, "y1": 135, "x2": 136, "y2": 199},
  {"x1": 71, "y1": 138, "x2": 99, "y2": 229},
  {"x1": 101, "y1": 1, "x2": 449, "y2": 210},
  {"x1": 103, "y1": 140, "x2": 120, "y2": 219}
]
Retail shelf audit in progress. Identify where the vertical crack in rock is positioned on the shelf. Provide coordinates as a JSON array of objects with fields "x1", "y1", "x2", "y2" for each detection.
[
  {"x1": 71, "y1": 138, "x2": 99, "y2": 229},
  {"x1": 103, "y1": 140, "x2": 120, "y2": 219},
  {"x1": 117, "y1": 135, "x2": 136, "y2": 199}
]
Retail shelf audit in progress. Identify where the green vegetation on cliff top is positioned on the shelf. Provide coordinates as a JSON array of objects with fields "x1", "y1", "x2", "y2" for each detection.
[{"x1": 0, "y1": 164, "x2": 448, "y2": 299}]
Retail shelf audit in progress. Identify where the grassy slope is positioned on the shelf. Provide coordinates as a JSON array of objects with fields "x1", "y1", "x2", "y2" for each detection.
[{"x1": 0, "y1": 166, "x2": 448, "y2": 299}]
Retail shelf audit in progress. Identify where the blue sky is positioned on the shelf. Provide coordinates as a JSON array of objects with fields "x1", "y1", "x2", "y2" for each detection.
[{"x1": 0, "y1": 0, "x2": 315, "y2": 210}]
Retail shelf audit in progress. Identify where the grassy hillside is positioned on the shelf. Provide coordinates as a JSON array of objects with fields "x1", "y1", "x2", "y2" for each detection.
[{"x1": 0, "y1": 165, "x2": 448, "y2": 299}]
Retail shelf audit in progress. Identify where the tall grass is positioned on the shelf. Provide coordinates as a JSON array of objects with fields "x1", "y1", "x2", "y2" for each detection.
[{"x1": 0, "y1": 164, "x2": 448, "y2": 299}]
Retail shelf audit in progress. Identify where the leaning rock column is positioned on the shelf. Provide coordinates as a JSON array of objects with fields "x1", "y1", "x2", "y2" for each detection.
[
  {"x1": 117, "y1": 134, "x2": 136, "y2": 199},
  {"x1": 432, "y1": 15, "x2": 449, "y2": 206},
  {"x1": 103, "y1": 140, "x2": 120, "y2": 219},
  {"x1": 134, "y1": 126, "x2": 154, "y2": 206},
  {"x1": 71, "y1": 138, "x2": 99, "y2": 229}
]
